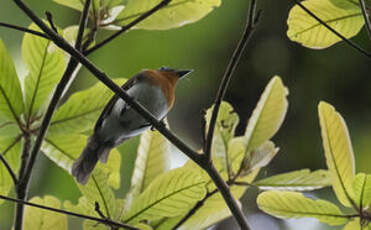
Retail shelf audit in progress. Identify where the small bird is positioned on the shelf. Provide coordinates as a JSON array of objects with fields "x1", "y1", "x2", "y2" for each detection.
[{"x1": 72, "y1": 67, "x2": 192, "y2": 184}]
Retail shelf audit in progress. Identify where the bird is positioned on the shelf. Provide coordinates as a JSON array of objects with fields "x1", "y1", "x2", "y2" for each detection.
[{"x1": 72, "y1": 67, "x2": 192, "y2": 184}]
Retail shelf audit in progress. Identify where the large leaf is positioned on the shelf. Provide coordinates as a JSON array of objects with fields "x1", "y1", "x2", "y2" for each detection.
[
  {"x1": 0, "y1": 136, "x2": 21, "y2": 205},
  {"x1": 115, "y1": 0, "x2": 221, "y2": 30},
  {"x1": 287, "y1": 0, "x2": 363, "y2": 49},
  {"x1": 48, "y1": 78, "x2": 126, "y2": 136},
  {"x1": 42, "y1": 134, "x2": 121, "y2": 189},
  {"x1": 245, "y1": 76, "x2": 288, "y2": 153},
  {"x1": 24, "y1": 196, "x2": 67, "y2": 230},
  {"x1": 125, "y1": 128, "x2": 171, "y2": 211},
  {"x1": 255, "y1": 169, "x2": 331, "y2": 191},
  {"x1": 257, "y1": 191, "x2": 348, "y2": 226},
  {"x1": 352, "y1": 173, "x2": 371, "y2": 208},
  {"x1": 22, "y1": 23, "x2": 66, "y2": 118},
  {"x1": 0, "y1": 39, "x2": 23, "y2": 122},
  {"x1": 122, "y1": 167, "x2": 207, "y2": 224},
  {"x1": 53, "y1": 0, "x2": 122, "y2": 13},
  {"x1": 318, "y1": 102, "x2": 355, "y2": 207}
]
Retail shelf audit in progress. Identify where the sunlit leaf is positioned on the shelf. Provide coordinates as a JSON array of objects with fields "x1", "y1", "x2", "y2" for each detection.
[
  {"x1": 255, "y1": 169, "x2": 331, "y2": 191},
  {"x1": 115, "y1": 0, "x2": 221, "y2": 30},
  {"x1": 245, "y1": 76, "x2": 289, "y2": 153},
  {"x1": 342, "y1": 218, "x2": 360, "y2": 230},
  {"x1": 53, "y1": 0, "x2": 122, "y2": 13},
  {"x1": 0, "y1": 121, "x2": 19, "y2": 137},
  {"x1": 287, "y1": 0, "x2": 363, "y2": 49},
  {"x1": 352, "y1": 173, "x2": 371, "y2": 208},
  {"x1": 318, "y1": 102, "x2": 356, "y2": 207},
  {"x1": 41, "y1": 134, "x2": 121, "y2": 189},
  {"x1": 0, "y1": 136, "x2": 21, "y2": 205},
  {"x1": 24, "y1": 196, "x2": 67, "y2": 230},
  {"x1": 22, "y1": 23, "x2": 66, "y2": 118},
  {"x1": 0, "y1": 39, "x2": 23, "y2": 122},
  {"x1": 257, "y1": 191, "x2": 348, "y2": 226},
  {"x1": 48, "y1": 78, "x2": 126, "y2": 136},
  {"x1": 122, "y1": 167, "x2": 207, "y2": 224}
]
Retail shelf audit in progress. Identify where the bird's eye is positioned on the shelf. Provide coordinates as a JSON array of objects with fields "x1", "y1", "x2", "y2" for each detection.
[{"x1": 159, "y1": 66, "x2": 169, "y2": 71}]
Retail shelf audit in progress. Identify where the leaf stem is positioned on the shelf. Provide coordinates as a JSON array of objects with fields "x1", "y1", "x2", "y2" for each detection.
[
  {"x1": 292, "y1": 0, "x2": 371, "y2": 58},
  {"x1": 0, "y1": 135, "x2": 22, "y2": 186}
]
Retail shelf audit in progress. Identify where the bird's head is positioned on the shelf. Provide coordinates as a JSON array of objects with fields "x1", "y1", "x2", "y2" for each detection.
[{"x1": 158, "y1": 66, "x2": 193, "y2": 80}]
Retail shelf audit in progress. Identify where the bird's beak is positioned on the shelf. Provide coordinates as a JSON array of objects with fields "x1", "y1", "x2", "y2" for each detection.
[{"x1": 175, "y1": 69, "x2": 193, "y2": 79}]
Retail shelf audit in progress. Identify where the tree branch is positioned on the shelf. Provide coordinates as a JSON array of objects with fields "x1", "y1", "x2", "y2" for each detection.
[
  {"x1": 0, "y1": 22, "x2": 49, "y2": 38},
  {"x1": 359, "y1": 0, "x2": 371, "y2": 40},
  {"x1": 0, "y1": 135, "x2": 22, "y2": 185},
  {"x1": 75, "y1": 0, "x2": 91, "y2": 50},
  {"x1": 0, "y1": 194, "x2": 140, "y2": 230},
  {"x1": 84, "y1": 0, "x2": 171, "y2": 55},
  {"x1": 293, "y1": 0, "x2": 371, "y2": 58},
  {"x1": 204, "y1": 0, "x2": 259, "y2": 162}
]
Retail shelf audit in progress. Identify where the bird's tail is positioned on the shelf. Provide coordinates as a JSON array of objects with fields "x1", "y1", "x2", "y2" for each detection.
[{"x1": 72, "y1": 134, "x2": 111, "y2": 185}]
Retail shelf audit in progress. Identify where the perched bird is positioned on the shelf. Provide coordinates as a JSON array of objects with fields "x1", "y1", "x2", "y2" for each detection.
[{"x1": 72, "y1": 67, "x2": 192, "y2": 184}]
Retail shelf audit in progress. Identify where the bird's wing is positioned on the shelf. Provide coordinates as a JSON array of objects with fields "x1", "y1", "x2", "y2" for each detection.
[{"x1": 94, "y1": 74, "x2": 142, "y2": 132}]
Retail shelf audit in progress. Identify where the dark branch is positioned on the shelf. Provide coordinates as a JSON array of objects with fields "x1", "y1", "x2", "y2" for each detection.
[
  {"x1": 75, "y1": 0, "x2": 91, "y2": 50},
  {"x1": 0, "y1": 194, "x2": 140, "y2": 230},
  {"x1": 0, "y1": 22, "x2": 49, "y2": 38},
  {"x1": 95, "y1": 202, "x2": 106, "y2": 219},
  {"x1": 293, "y1": 0, "x2": 371, "y2": 58},
  {"x1": 0, "y1": 136, "x2": 22, "y2": 185},
  {"x1": 84, "y1": 0, "x2": 171, "y2": 55},
  {"x1": 45, "y1": 11, "x2": 58, "y2": 33},
  {"x1": 204, "y1": 0, "x2": 259, "y2": 162},
  {"x1": 359, "y1": 0, "x2": 371, "y2": 40}
]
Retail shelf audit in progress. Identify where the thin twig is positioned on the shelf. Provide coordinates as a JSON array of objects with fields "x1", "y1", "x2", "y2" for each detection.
[
  {"x1": 293, "y1": 0, "x2": 371, "y2": 58},
  {"x1": 205, "y1": 0, "x2": 259, "y2": 162},
  {"x1": 84, "y1": 0, "x2": 171, "y2": 55},
  {"x1": 95, "y1": 202, "x2": 106, "y2": 219},
  {"x1": 0, "y1": 194, "x2": 140, "y2": 230},
  {"x1": 75, "y1": 0, "x2": 91, "y2": 50},
  {"x1": 0, "y1": 135, "x2": 22, "y2": 185},
  {"x1": 45, "y1": 11, "x2": 58, "y2": 33},
  {"x1": 359, "y1": 0, "x2": 371, "y2": 40},
  {"x1": 0, "y1": 22, "x2": 49, "y2": 38}
]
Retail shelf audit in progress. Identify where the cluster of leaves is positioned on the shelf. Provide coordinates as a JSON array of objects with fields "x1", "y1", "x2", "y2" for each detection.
[
  {"x1": 257, "y1": 102, "x2": 371, "y2": 230},
  {"x1": 287, "y1": 0, "x2": 368, "y2": 48}
]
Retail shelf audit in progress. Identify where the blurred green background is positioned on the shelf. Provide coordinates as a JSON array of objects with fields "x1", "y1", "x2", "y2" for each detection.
[{"x1": 1, "y1": 0, "x2": 371, "y2": 229}]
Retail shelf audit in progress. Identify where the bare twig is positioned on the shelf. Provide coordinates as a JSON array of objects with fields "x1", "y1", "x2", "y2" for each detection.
[
  {"x1": 0, "y1": 22, "x2": 49, "y2": 38},
  {"x1": 45, "y1": 11, "x2": 57, "y2": 33},
  {"x1": 0, "y1": 194, "x2": 140, "y2": 230},
  {"x1": 205, "y1": 0, "x2": 259, "y2": 162},
  {"x1": 0, "y1": 135, "x2": 22, "y2": 185},
  {"x1": 293, "y1": 0, "x2": 371, "y2": 58},
  {"x1": 84, "y1": 0, "x2": 171, "y2": 55},
  {"x1": 359, "y1": 0, "x2": 371, "y2": 40},
  {"x1": 95, "y1": 202, "x2": 107, "y2": 219},
  {"x1": 75, "y1": 0, "x2": 91, "y2": 50}
]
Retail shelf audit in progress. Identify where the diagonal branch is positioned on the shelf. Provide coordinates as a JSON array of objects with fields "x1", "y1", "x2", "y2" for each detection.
[
  {"x1": 359, "y1": 0, "x2": 371, "y2": 40},
  {"x1": 75, "y1": 0, "x2": 91, "y2": 50},
  {"x1": 0, "y1": 22, "x2": 49, "y2": 38},
  {"x1": 0, "y1": 135, "x2": 22, "y2": 185},
  {"x1": 0, "y1": 194, "x2": 140, "y2": 230},
  {"x1": 84, "y1": 0, "x2": 171, "y2": 55},
  {"x1": 292, "y1": 0, "x2": 371, "y2": 58},
  {"x1": 204, "y1": 0, "x2": 259, "y2": 161}
]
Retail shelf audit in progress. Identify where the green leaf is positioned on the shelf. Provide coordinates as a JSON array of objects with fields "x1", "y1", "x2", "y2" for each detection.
[
  {"x1": 0, "y1": 39, "x2": 23, "y2": 122},
  {"x1": 318, "y1": 102, "x2": 356, "y2": 207},
  {"x1": 205, "y1": 102, "x2": 239, "y2": 172},
  {"x1": 122, "y1": 167, "x2": 207, "y2": 224},
  {"x1": 22, "y1": 23, "x2": 66, "y2": 118},
  {"x1": 342, "y1": 218, "x2": 361, "y2": 230},
  {"x1": 24, "y1": 196, "x2": 67, "y2": 230},
  {"x1": 53, "y1": 0, "x2": 122, "y2": 12},
  {"x1": 115, "y1": 0, "x2": 221, "y2": 30},
  {"x1": 53, "y1": 0, "x2": 84, "y2": 11},
  {"x1": 125, "y1": 128, "x2": 171, "y2": 210},
  {"x1": 287, "y1": 0, "x2": 363, "y2": 49},
  {"x1": 254, "y1": 169, "x2": 331, "y2": 191},
  {"x1": 352, "y1": 173, "x2": 371, "y2": 208},
  {"x1": 0, "y1": 136, "x2": 21, "y2": 205},
  {"x1": 42, "y1": 134, "x2": 121, "y2": 189},
  {"x1": 48, "y1": 78, "x2": 126, "y2": 136},
  {"x1": 245, "y1": 76, "x2": 289, "y2": 153},
  {"x1": 0, "y1": 121, "x2": 19, "y2": 137},
  {"x1": 257, "y1": 191, "x2": 348, "y2": 226}
]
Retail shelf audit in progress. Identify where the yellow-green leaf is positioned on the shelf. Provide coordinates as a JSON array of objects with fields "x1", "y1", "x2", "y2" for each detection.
[
  {"x1": 245, "y1": 76, "x2": 289, "y2": 153},
  {"x1": 115, "y1": 0, "x2": 221, "y2": 30},
  {"x1": 24, "y1": 196, "x2": 67, "y2": 230},
  {"x1": 318, "y1": 102, "x2": 355, "y2": 207},
  {"x1": 255, "y1": 169, "x2": 331, "y2": 191},
  {"x1": 342, "y1": 218, "x2": 361, "y2": 230},
  {"x1": 122, "y1": 167, "x2": 207, "y2": 224},
  {"x1": 353, "y1": 173, "x2": 371, "y2": 208},
  {"x1": 287, "y1": 0, "x2": 363, "y2": 49},
  {"x1": 22, "y1": 23, "x2": 66, "y2": 118},
  {"x1": 257, "y1": 191, "x2": 348, "y2": 226},
  {"x1": 0, "y1": 39, "x2": 23, "y2": 122}
]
